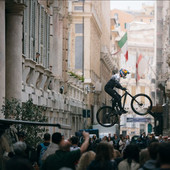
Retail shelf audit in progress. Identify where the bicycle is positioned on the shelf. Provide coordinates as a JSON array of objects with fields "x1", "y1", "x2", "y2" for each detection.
[{"x1": 96, "y1": 89, "x2": 153, "y2": 127}]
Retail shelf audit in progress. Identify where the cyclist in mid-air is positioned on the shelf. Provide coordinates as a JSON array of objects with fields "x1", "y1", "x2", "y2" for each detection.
[{"x1": 105, "y1": 68, "x2": 130, "y2": 114}]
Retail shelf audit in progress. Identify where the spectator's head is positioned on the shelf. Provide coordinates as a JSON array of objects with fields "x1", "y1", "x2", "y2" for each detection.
[
  {"x1": 70, "y1": 136, "x2": 79, "y2": 145},
  {"x1": 92, "y1": 135, "x2": 96, "y2": 140},
  {"x1": 148, "y1": 142, "x2": 159, "y2": 160},
  {"x1": 77, "y1": 151, "x2": 96, "y2": 170},
  {"x1": 119, "y1": 134, "x2": 124, "y2": 140},
  {"x1": 159, "y1": 135, "x2": 162, "y2": 140},
  {"x1": 139, "y1": 148, "x2": 150, "y2": 166},
  {"x1": 123, "y1": 144, "x2": 140, "y2": 164},
  {"x1": 17, "y1": 132, "x2": 25, "y2": 142},
  {"x1": 52, "y1": 132, "x2": 62, "y2": 144},
  {"x1": 59, "y1": 140, "x2": 71, "y2": 152},
  {"x1": 113, "y1": 149, "x2": 121, "y2": 159},
  {"x1": 157, "y1": 142, "x2": 170, "y2": 167},
  {"x1": 13, "y1": 141, "x2": 27, "y2": 156},
  {"x1": 102, "y1": 136, "x2": 108, "y2": 141},
  {"x1": 43, "y1": 133, "x2": 51, "y2": 142},
  {"x1": 95, "y1": 142, "x2": 114, "y2": 161},
  {"x1": 114, "y1": 134, "x2": 118, "y2": 139}
]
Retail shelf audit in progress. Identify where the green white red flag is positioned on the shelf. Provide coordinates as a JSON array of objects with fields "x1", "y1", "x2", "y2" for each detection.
[{"x1": 118, "y1": 32, "x2": 128, "y2": 62}]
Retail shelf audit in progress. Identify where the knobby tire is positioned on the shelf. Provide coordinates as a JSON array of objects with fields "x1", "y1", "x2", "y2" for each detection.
[
  {"x1": 96, "y1": 106, "x2": 118, "y2": 127},
  {"x1": 131, "y1": 94, "x2": 152, "y2": 115}
]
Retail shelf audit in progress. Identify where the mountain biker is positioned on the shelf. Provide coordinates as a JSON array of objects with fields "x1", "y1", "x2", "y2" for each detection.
[{"x1": 104, "y1": 68, "x2": 130, "y2": 114}]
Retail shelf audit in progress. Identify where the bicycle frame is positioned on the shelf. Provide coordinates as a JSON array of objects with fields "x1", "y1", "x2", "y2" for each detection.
[{"x1": 121, "y1": 90, "x2": 140, "y2": 109}]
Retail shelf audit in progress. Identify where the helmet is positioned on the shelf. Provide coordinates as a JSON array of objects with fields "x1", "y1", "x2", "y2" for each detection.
[{"x1": 120, "y1": 69, "x2": 130, "y2": 77}]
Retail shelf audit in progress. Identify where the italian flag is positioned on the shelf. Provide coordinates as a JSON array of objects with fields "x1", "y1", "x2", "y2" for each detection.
[{"x1": 118, "y1": 32, "x2": 128, "y2": 62}]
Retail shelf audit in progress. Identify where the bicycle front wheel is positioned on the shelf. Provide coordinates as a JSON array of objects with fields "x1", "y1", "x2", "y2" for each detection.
[
  {"x1": 96, "y1": 106, "x2": 119, "y2": 127},
  {"x1": 131, "y1": 94, "x2": 152, "y2": 115}
]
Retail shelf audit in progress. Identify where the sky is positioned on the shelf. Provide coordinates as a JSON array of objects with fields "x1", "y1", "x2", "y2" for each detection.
[{"x1": 110, "y1": 1, "x2": 155, "y2": 10}]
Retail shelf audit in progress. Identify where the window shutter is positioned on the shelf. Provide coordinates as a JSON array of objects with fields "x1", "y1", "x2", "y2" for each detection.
[
  {"x1": 34, "y1": 0, "x2": 39, "y2": 57},
  {"x1": 29, "y1": 0, "x2": 36, "y2": 60},
  {"x1": 46, "y1": 15, "x2": 50, "y2": 68},
  {"x1": 23, "y1": 0, "x2": 29, "y2": 57},
  {"x1": 38, "y1": 5, "x2": 50, "y2": 68},
  {"x1": 43, "y1": 12, "x2": 47, "y2": 67},
  {"x1": 38, "y1": 5, "x2": 45, "y2": 65}
]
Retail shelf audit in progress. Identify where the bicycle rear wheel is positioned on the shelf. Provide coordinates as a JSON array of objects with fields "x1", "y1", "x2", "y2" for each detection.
[
  {"x1": 96, "y1": 106, "x2": 119, "y2": 127},
  {"x1": 131, "y1": 94, "x2": 152, "y2": 115}
]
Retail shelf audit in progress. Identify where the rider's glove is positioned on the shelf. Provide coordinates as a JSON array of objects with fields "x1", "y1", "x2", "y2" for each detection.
[{"x1": 121, "y1": 87, "x2": 126, "y2": 91}]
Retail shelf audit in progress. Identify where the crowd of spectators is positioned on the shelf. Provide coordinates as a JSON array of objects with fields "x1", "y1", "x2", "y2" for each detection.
[{"x1": 3, "y1": 131, "x2": 170, "y2": 170}]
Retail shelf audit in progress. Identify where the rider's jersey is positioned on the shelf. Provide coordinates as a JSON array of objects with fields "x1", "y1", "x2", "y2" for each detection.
[
  {"x1": 111, "y1": 73, "x2": 120, "y2": 82},
  {"x1": 105, "y1": 73, "x2": 123, "y2": 89}
]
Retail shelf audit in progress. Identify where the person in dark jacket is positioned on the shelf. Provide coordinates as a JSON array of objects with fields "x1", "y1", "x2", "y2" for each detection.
[
  {"x1": 37, "y1": 133, "x2": 51, "y2": 166},
  {"x1": 5, "y1": 141, "x2": 33, "y2": 170},
  {"x1": 105, "y1": 68, "x2": 130, "y2": 114},
  {"x1": 41, "y1": 131, "x2": 89, "y2": 170},
  {"x1": 87, "y1": 142, "x2": 117, "y2": 170}
]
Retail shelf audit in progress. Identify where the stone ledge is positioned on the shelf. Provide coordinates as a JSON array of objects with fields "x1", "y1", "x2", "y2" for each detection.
[
  {"x1": 25, "y1": 58, "x2": 36, "y2": 69},
  {"x1": 35, "y1": 64, "x2": 45, "y2": 73}
]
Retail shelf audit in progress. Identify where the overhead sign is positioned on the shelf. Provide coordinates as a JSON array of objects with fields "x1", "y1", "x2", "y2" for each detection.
[{"x1": 127, "y1": 117, "x2": 151, "y2": 122}]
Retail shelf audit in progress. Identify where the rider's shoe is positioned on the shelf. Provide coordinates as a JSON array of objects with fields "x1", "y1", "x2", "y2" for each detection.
[{"x1": 120, "y1": 109, "x2": 128, "y2": 114}]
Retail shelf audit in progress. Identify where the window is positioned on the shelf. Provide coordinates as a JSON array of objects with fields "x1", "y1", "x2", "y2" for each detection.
[
  {"x1": 75, "y1": 24, "x2": 83, "y2": 34},
  {"x1": 38, "y1": 5, "x2": 50, "y2": 68},
  {"x1": 22, "y1": 0, "x2": 29, "y2": 56},
  {"x1": 124, "y1": 23, "x2": 126, "y2": 29},
  {"x1": 74, "y1": 6, "x2": 83, "y2": 11},
  {"x1": 22, "y1": 0, "x2": 50, "y2": 68},
  {"x1": 114, "y1": 13, "x2": 118, "y2": 20},
  {"x1": 140, "y1": 124, "x2": 145, "y2": 134},
  {"x1": 124, "y1": 23, "x2": 129, "y2": 29},
  {"x1": 75, "y1": 36, "x2": 83, "y2": 69}
]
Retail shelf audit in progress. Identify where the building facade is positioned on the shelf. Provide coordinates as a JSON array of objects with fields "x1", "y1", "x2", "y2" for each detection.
[
  {"x1": 110, "y1": 5, "x2": 155, "y2": 137},
  {"x1": 156, "y1": 1, "x2": 170, "y2": 135},
  {"x1": 0, "y1": 0, "x2": 89, "y2": 138},
  {"x1": 120, "y1": 21, "x2": 155, "y2": 137},
  {"x1": 0, "y1": 0, "x2": 115, "y2": 137},
  {"x1": 69, "y1": 0, "x2": 113, "y2": 126},
  {"x1": 110, "y1": 9, "x2": 134, "y2": 32}
]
